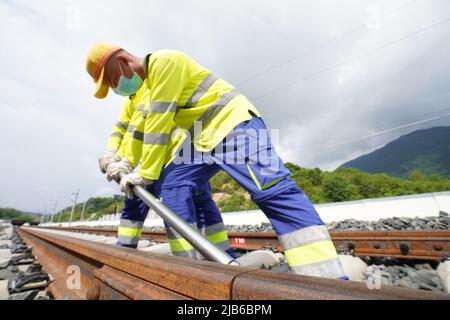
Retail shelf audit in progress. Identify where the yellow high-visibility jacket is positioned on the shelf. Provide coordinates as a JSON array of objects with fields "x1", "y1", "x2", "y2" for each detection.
[
  {"x1": 125, "y1": 49, "x2": 261, "y2": 180},
  {"x1": 106, "y1": 98, "x2": 133, "y2": 152},
  {"x1": 106, "y1": 85, "x2": 148, "y2": 153},
  {"x1": 107, "y1": 85, "x2": 186, "y2": 169}
]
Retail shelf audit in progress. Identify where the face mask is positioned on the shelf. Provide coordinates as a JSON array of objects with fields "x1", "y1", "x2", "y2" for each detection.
[{"x1": 112, "y1": 61, "x2": 144, "y2": 96}]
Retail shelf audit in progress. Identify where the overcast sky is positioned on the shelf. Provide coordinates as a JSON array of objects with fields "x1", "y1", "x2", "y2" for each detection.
[{"x1": 1, "y1": 0, "x2": 450, "y2": 213}]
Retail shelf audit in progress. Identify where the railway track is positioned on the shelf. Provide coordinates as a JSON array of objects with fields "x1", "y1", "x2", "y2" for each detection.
[
  {"x1": 15, "y1": 226, "x2": 450, "y2": 300},
  {"x1": 40, "y1": 226, "x2": 450, "y2": 261}
]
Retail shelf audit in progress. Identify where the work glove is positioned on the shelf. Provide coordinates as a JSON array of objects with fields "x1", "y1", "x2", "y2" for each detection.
[
  {"x1": 98, "y1": 151, "x2": 121, "y2": 174},
  {"x1": 120, "y1": 172, "x2": 154, "y2": 199},
  {"x1": 106, "y1": 157, "x2": 133, "y2": 182}
]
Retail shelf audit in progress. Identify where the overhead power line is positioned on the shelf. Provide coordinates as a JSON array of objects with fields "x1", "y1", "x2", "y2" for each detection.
[
  {"x1": 320, "y1": 108, "x2": 450, "y2": 151},
  {"x1": 252, "y1": 16, "x2": 450, "y2": 102},
  {"x1": 237, "y1": 0, "x2": 419, "y2": 87}
]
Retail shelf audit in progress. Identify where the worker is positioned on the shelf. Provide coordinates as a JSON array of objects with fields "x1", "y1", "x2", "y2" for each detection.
[
  {"x1": 90, "y1": 48, "x2": 233, "y2": 258},
  {"x1": 86, "y1": 43, "x2": 347, "y2": 279}
]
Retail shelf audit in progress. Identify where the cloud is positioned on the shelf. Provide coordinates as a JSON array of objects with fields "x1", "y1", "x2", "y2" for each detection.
[
  {"x1": 1, "y1": 0, "x2": 450, "y2": 211},
  {"x1": 94, "y1": 186, "x2": 117, "y2": 198}
]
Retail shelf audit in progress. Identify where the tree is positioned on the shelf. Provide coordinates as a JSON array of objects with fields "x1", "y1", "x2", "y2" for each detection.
[
  {"x1": 409, "y1": 170, "x2": 425, "y2": 181},
  {"x1": 322, "y1": 175, "x2": 358, "y2": 202}
]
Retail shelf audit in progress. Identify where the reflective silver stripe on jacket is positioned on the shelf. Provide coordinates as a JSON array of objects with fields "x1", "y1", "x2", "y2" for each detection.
[
  {"x1": 142, "y1": 102, "x2": 177, "y2": 118},
  {"x1": 151, "y1": 102, "x2": 178, "y2": 113},
  {"x1": 184, "y1": 73, "x2": 219, "y2": 107},
  {"x1": 188, "y1": 89, "x2": 240, "y2": 137},
  {"x1": 143, "y1": 133, "x2": 170, "y2": 145},
  {"x1": 115, "y1": 122, "x2": 127, "y2": 130},
  {"x1": 110, "y1": 132, "x2": 124, "y2": 139}
]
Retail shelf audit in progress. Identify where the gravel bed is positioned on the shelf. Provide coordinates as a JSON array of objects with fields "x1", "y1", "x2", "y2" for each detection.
[
  {"x1": 0, "y1": 223, "x2": 51, "y2": 300},
  {"x1": 139, "y1": 211, "x2": 450, "y2": 233},
  {"x1": 363, "y1": 260, "x2": 445, "y2": 293}
]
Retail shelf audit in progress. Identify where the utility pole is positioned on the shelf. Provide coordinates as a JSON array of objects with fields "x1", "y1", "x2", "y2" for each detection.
[
  {"x1": 50, "y1": 201, "x2": 58, "y2": 223},
  {"x1": 80, "y1": 201, "x2": 87, "y2": 221},
  {"x1": 40, "y1": 207, "x2": 47, "y2": 225},
  {"x1": 68, "y1": 188, "x2": 80, "y2": 227}
]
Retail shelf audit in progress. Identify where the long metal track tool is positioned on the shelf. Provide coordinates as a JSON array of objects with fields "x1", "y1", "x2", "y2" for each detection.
[{"x1": 118, "y1": 173, "x2": 239, "y2": 266}]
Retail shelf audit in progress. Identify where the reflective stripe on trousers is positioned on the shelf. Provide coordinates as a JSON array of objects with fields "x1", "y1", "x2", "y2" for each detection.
[
  {"x1": 166, "y1": 222, "x2": 198, "y2": 259},
  {"x1": 194, "y1": 188, "x2": 234, "y2": 258},
  {"x1": 157, "y1": 185, "x2": 235, "y2": 260},
  {"x1": 278, "y1": 225, "x2": 346, "y2": 278},
  {"x1": 116, "y1": 218, "x2": 144, "y2": 248},
  {"x1": 199, "y1": 222, "x2": 231, "y2": 253}
]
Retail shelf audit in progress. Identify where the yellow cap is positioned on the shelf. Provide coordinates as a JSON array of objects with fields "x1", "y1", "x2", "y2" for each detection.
[{"x1": 86, "y1": 43, "x2": 122, "y2": 99}]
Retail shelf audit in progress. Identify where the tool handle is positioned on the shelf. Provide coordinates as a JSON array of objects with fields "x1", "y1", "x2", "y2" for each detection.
[{"x1": 118, "y1": 172, "x2": 239, "y2": 265}]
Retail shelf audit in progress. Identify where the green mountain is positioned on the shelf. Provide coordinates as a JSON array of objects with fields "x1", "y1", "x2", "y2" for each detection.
[
  {"x1": 210, "y1": 162, "x2": 450, "y2": 212},
  {"x1": 340, "y1": 126, "x2": 450, "y2": 179}
]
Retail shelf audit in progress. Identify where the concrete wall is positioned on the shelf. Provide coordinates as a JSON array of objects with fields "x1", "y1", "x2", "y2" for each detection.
[
  {"x1": 42, "y1": 191, "x2": 450, "y2": 228},
  {"x1": 317, "y1": 191, "x2": 450, "y2": 223}
]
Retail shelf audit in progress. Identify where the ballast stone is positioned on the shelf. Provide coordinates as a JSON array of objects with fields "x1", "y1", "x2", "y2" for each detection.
[
  {"x1": 437, "y1": 261, "x2": 450, "y2": 294},
  {"x1": 338, "y1": 255, "x2": 368, "y2": 281},
  {"x1": 236, "y1": 250, "x2": 281, "y2": 269}
]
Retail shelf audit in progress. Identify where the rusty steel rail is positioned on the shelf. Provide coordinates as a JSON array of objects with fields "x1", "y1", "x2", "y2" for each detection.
[
  {"x1": 40, "y1": 226, "x2": 450, "y2": 261},
  {"x1": 16, "y1": 226, "x2": 450, "y2": 300}
]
